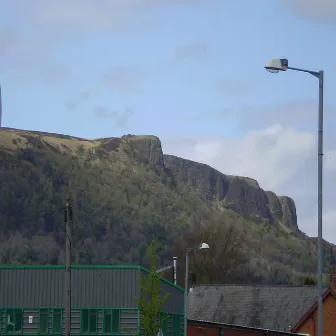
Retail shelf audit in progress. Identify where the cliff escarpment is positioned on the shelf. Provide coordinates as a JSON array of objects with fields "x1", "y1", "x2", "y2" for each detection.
[
  {"x1": 0, "y1": 128, "x2": 298, "y2": 231},
  {"x1": 1, "y1": 127, "x2": 331, "y2": 285},
  {"x1": 163, "y1": 155, "x2": 298, "y2": 230}
]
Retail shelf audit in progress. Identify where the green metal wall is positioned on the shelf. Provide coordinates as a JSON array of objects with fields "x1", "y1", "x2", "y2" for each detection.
[
  {"x1": 0, "y1": 265, "x2": 184, "y2": 313},
  {"x1": 0, "y1": 266, "x2": 139, "y2": 308},
  {"x1": 0, "y1": 307, "x2": 183, "y2": 335},
  {"x1": 0, "y1": 265, "x2": 185, "y2": 335}
]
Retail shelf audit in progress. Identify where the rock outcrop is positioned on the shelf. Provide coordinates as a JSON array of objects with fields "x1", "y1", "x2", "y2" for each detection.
[
  {"x1": 163, "y1": 154, "x2": 298, "y2": 230},
  {"x1": 127, "y1": 135, "x2": 165, "y2": 170},
  {"x1": 278, "y1": 196, "x2": 298, "y2": 230}
]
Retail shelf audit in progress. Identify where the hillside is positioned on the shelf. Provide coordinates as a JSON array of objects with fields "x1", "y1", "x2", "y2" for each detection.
[{"x1": 0, "y1": 127, "x2": 333, "y2": 285}]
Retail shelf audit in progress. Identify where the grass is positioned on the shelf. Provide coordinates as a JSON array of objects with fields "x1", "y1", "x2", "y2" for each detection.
[{"x1": 0, "y1": 128, "x2": 160, "y2": 159}]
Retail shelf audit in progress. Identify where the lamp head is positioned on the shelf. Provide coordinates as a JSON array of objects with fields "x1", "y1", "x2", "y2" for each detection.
[
  {"x1": 265, "y1": 58, "x2": 288, "y2": 73},
  {"x1": 199, "y1": 243, "x2": 210, "y2": 250}
]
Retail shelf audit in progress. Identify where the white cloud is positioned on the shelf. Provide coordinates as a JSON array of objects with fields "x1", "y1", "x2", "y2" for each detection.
[
  {"x1": 162, "y1": 123, "x2": 336, "y2": 244},
  {"x1": 281, "y1": 0, "x2": 336, "y2": 22},
  {"x1": 5, "y1": 0, "x2": 204, "y2": 33},
  {"x1": 0, "y1": 27, "x2": 67, "y2": 84},
  {"x1": 164, "y1": 124, "x2": 315, "y2": 191},
  {"x1": 300, "y1": 210, "x2": 336, "y2": 242},
  {"x1": 1, "y1": 1, "x2": 148, "y2": 84},
  {"x1": 214, "y1": 100, "x2": 336, "y2": 130},
  {"x1": 1, "y1": 0, "x2": 205, "y2": 85},
  {"x1": 28, "y1": 0, "x2": 145, "y2": 33}
]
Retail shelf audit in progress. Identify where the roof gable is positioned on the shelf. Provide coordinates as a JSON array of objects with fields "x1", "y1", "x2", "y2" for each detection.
[
  {"x1": 188, "y1": 284, "x2": 326, "y2": 332},
  {"x1": 291, "y1": 287, "x2": 336, "y2": 332}
]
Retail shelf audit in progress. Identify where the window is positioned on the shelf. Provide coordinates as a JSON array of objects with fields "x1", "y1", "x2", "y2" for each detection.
[
  {"x1": 112, "y1": 310, "x2": 120, "y2": 333},
  {"x1": 6, "y1": 309, "x2": 23, "y2": 333},
  {"x1": 52, "y1": 308, "x2": 62, "y2": 334},
  {"x1": 39, "y1": 309, "x2": 49, "y2": 334},
  {"x1": 167, "y1": 314, "x2": 172, "y2": 336},
  {"x1": 103, "y1": 309, "x2": 120, "y2": 333},
  {"x1": 81, "y1": 309, "x2": 97, "y2": 333}
]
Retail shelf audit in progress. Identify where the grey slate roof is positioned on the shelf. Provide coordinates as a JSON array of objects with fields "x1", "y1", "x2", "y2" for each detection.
[{"x1": 187, "y1": 284, "x2": 325, "y2": 332}]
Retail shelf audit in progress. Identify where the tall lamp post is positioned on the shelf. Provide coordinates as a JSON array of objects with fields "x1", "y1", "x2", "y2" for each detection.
[
  {"x1": 184, "y1": 243, "x2": 210, "y2": 336},
  {"x1": 264, "y1": 58, "x2": 324, "y2": 336}
]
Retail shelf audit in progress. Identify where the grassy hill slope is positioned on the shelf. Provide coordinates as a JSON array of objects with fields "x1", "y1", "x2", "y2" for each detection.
[{"x1": 0, "y1": 128, "x2": 333, "y2": 284}]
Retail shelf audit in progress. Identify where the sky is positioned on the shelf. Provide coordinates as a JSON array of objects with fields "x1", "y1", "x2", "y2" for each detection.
[{"x1": 1, "y1": 0, "x2": 336, "y2": 243}]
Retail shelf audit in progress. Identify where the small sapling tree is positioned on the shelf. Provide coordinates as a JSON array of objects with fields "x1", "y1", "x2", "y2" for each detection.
[{"x1": 138, "y1": 237, "x2": 169, "y2": 336}]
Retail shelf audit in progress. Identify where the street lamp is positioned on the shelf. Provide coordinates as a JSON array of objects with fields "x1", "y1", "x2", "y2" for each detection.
[
  {"x1": 265, "y1": 58, "x2": 324, "y2": 336},
  {"x1": 184, "y1": 243, "x2": 210, "y2": 336}
]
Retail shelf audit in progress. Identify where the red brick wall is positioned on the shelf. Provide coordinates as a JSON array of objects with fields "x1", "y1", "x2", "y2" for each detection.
[
  {"x1": 188, "y1": 321, "x2": 289, "y2": 336},
  {"x1": 295, "y1": 293, "x2": 336, "y2": 336}
]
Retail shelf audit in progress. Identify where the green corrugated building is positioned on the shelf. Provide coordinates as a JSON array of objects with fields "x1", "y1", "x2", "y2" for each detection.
[{"x1": 0, "y1": 265, "x2": 184, "y2": 335}]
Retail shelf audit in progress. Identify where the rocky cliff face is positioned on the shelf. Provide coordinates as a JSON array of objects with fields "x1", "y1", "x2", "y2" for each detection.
[
  {"x1": 100, "y1": 134, "x2": 165, "y2": 169},
  {"x1": 163, "y1": 154, "x2": 298, "y2": 230},
  {"x1": 126, "y1": 135, "x2": 165, "y2": 170},
  {"x1": 107, "y1": 136, "x2": 298, "y2": 231},
  {"x1": 0, "y1": 128, "x2": 298, "y2": 231},
  {"x1": 278, "y1": 196, "x2": 298, "y2": 230}
]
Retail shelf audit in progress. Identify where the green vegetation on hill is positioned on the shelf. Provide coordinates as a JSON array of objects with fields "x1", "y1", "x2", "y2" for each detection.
[{"x1": 0, "y1": 128, "x2": 333, "y2": 285}]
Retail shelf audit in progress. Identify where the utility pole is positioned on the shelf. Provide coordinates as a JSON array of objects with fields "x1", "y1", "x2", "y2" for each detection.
[{"x1": 65, "y1": 200, "x2": 72, "y2": 336}]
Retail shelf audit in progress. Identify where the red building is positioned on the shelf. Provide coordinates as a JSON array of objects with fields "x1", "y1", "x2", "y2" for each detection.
[
  {"x1": 187, "y1": 269, "x2": 336, "y2": 335},
  {"x1": 188, "y1": 319, "x2": 307, "y2": 336},
  {"x1": 188, "y1": 284, "x2": 319, "y2": 332},
  {"x1": 291, "y1": 267, "x2": 336, "y2": 336}
]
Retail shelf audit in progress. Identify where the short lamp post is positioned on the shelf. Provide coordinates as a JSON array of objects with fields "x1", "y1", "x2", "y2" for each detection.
[
  {"x1": 184, "y1": 243, "x2": 210, "y2": 336},
  {"x1": 264, "y1": 58, "x2": 324, "y2": 336}
]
